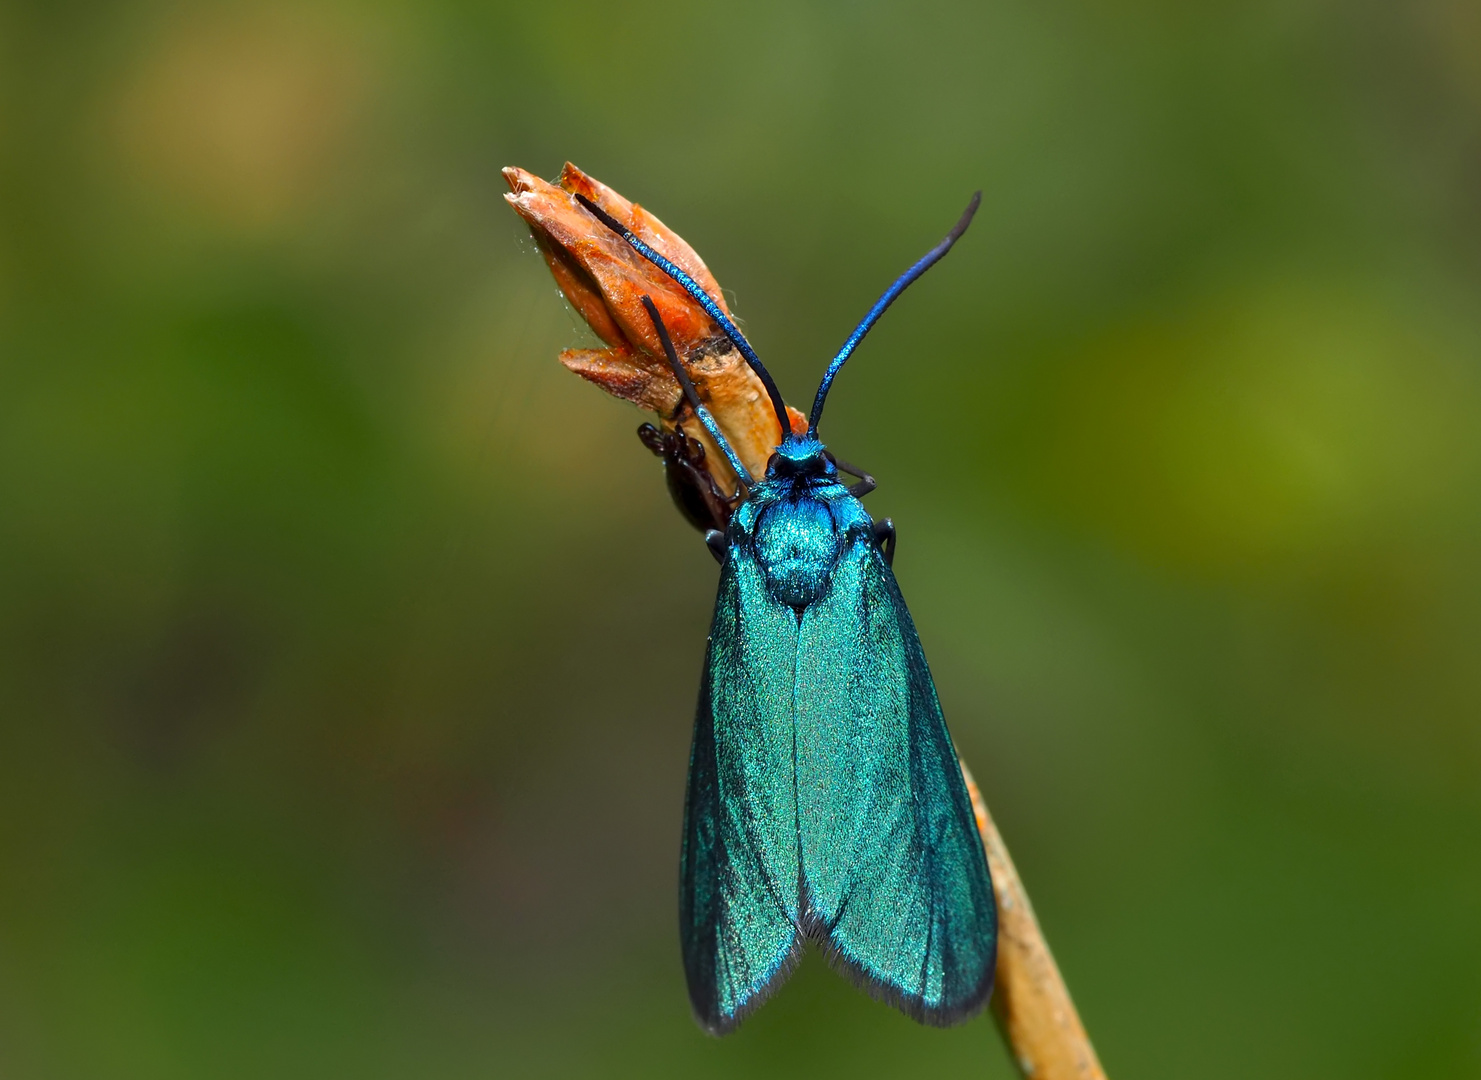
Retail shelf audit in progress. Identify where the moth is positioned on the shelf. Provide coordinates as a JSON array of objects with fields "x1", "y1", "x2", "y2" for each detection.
[{"x1": 578, "y1": 193, "x2": 996, "y2": 1034}]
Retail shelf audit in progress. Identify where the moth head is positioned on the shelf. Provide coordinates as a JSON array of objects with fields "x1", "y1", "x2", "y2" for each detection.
[{"x1": 765, "y1": 432, "x2": 835, "y2": 482}]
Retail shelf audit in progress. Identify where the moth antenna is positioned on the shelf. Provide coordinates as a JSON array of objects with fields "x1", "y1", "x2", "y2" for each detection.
[
  {"x1": 640, "y1": 296, "x2": 754, "y2": 489},
  {"x1": 809, "y1": 192, "x2": 981, "y2": 434},
  {"x1": 577, "y1": 193, "x2": 792, "y2": 443}
]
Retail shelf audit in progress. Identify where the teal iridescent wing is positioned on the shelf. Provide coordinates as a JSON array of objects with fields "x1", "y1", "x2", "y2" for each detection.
[
  {"x1": 794, "y1": 531, "x2": 997, "y2": 1025},
  {"x1": 681, "y1": 511, "x2": 995, "y2": 1032},
  {"x1": 680, "y1": 550, "x2": 804, "y2": 1034}
]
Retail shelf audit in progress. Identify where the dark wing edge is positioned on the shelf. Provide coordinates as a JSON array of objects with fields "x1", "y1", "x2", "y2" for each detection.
[
  {"x1": 679, "y1": 552, "x2": 804, "y2": 1035},
  {"x1": 797, "y1": 538, "x2": 998, "y2": 1027}
]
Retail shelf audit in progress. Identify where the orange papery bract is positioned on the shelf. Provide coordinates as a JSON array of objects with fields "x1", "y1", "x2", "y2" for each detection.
[{"x1": 503, "y1": 164, "x2": 805, "y2": 504}]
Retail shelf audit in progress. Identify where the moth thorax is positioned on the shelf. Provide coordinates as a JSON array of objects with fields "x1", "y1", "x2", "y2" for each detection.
[{"x1": 755, "y1": 499, "x2": 842, "y2": 609}]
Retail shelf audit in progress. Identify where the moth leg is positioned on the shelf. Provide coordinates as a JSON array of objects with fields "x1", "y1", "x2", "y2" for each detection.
[
  {"x1": 872, "y1": 518, "x2": 896, "y2": 567},
  {"x1": 832, "y1": 457, "x2": 877, "y2": 498},
  {"x1": 637, "y1": 422, "x2": 666, "y2": 455},
  {"x1": 704, "y1": 529, "x2": 727, "y2": 564}
]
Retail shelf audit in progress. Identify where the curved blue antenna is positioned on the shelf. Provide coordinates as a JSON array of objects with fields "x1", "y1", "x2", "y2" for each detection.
[
  {"x1": 577, "y1": 195, "x2": 791, "y2": 442},
  {"x1": 640, "y1": 296, "x2": 753, "y2": 488},
  {"x1": 809, "y1": 192, "x2": 981, "y2": 434}
]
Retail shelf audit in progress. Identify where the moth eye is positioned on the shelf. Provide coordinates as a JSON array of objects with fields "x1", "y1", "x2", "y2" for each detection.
[{"x1": 766, "y1": 453, "x2": 780, "y2": 473}]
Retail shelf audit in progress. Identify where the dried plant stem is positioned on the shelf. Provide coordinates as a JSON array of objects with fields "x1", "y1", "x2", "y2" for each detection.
[{"x1": 961, "y1": 764, "x2": 1107, "y2": 1079}]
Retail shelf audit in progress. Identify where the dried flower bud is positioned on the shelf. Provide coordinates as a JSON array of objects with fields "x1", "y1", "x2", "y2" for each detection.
[{"x1": 504, "y1": 164, "x2": 805, "y2": 525}]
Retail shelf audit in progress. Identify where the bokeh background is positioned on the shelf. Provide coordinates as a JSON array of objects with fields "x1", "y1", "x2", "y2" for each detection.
[{"x1": 3, "y1": 0, "x2": 1480, "y2": 1076}]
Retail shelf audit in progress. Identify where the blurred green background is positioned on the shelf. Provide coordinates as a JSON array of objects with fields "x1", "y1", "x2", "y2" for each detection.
[{"x1": 3, "y1": 0, "x2": 1480, "y2": 1076}]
